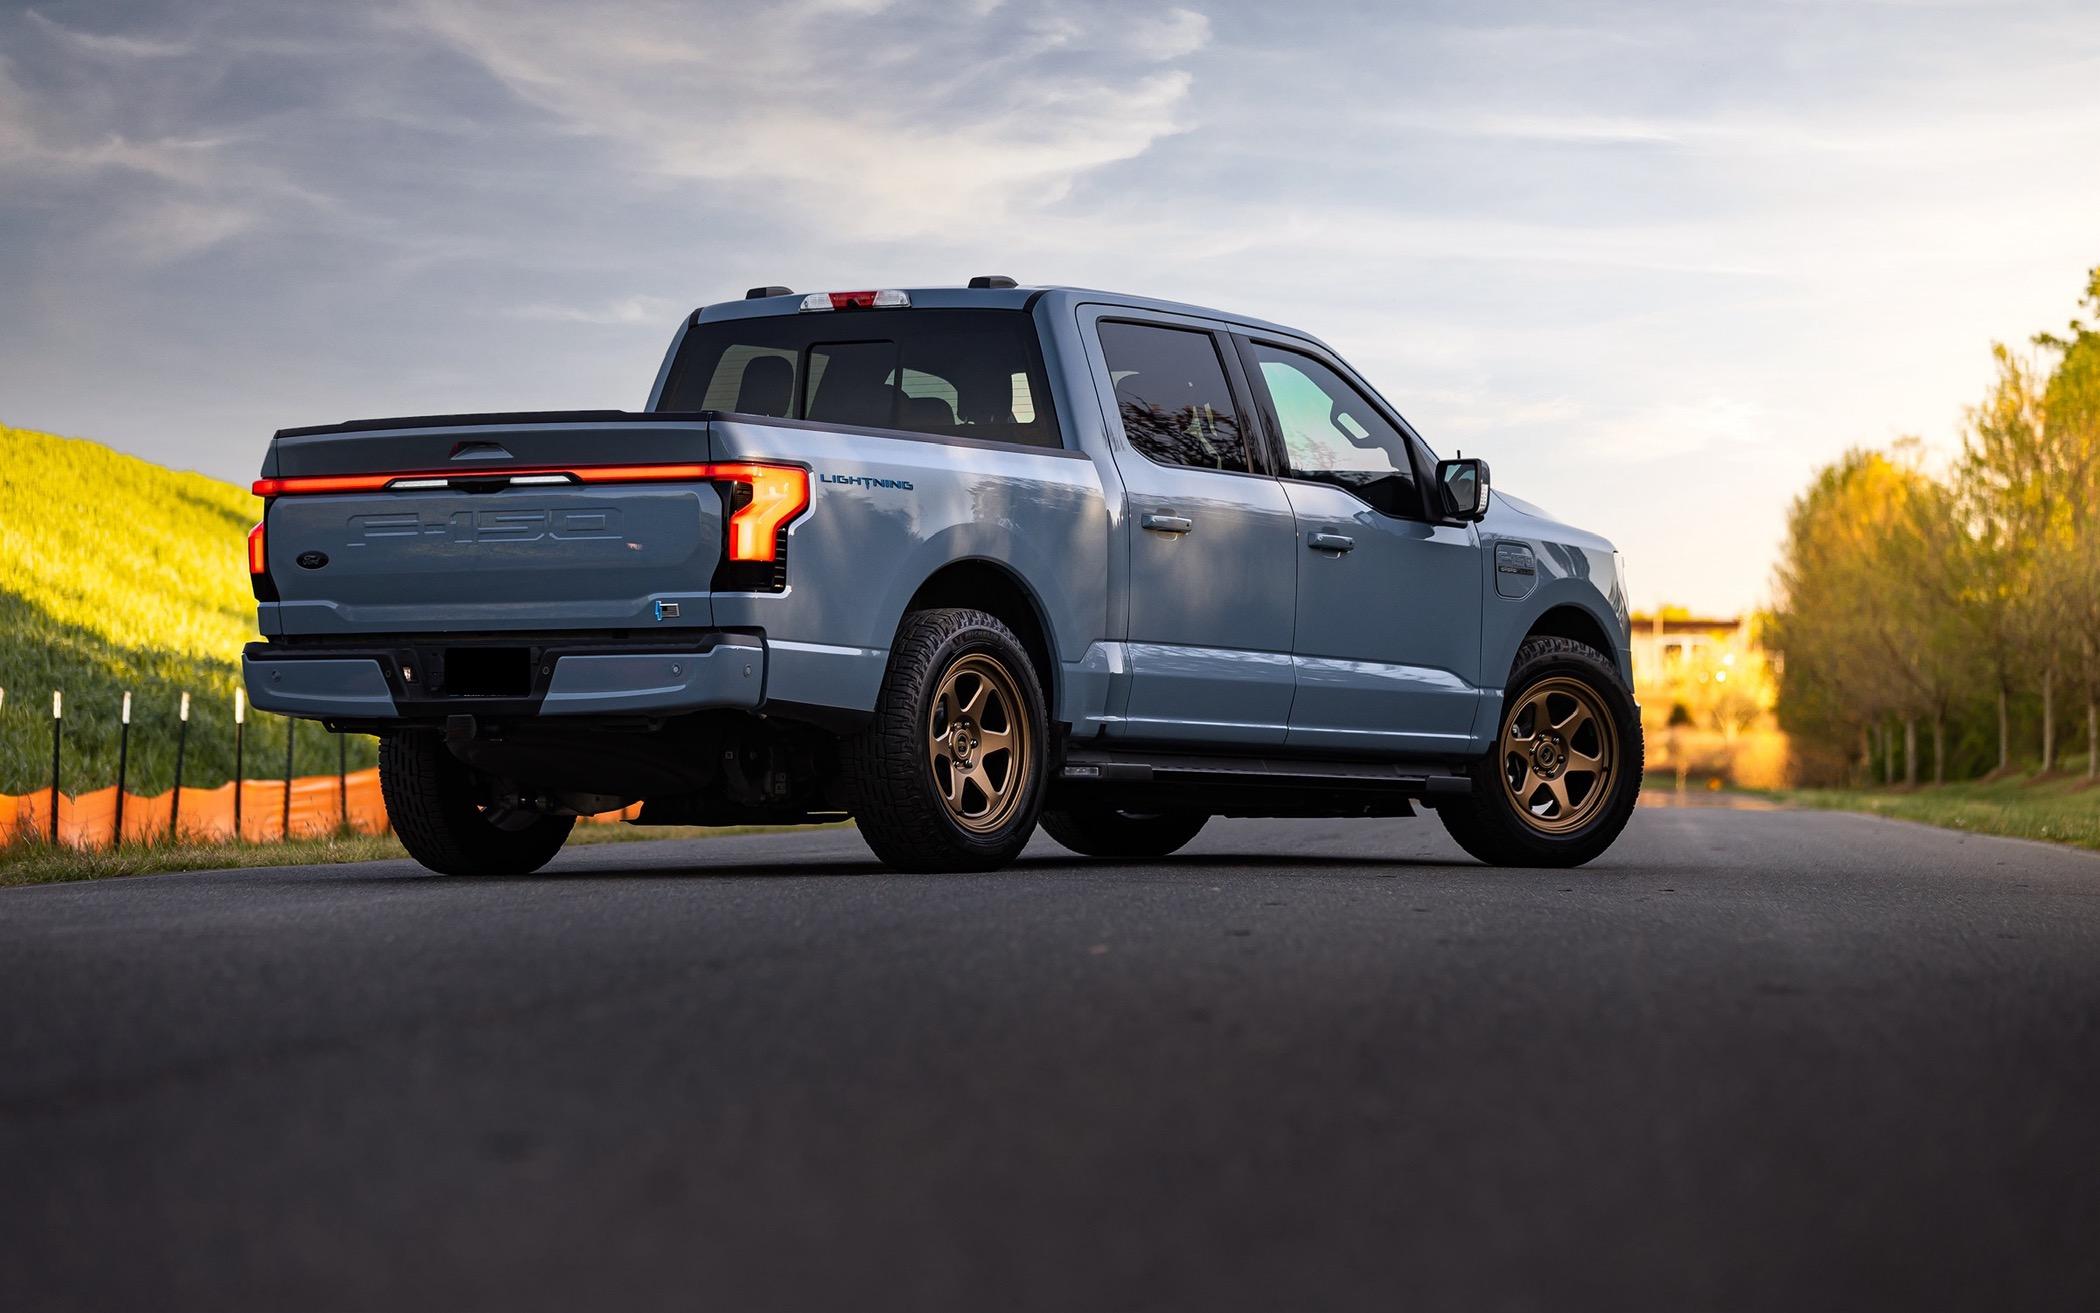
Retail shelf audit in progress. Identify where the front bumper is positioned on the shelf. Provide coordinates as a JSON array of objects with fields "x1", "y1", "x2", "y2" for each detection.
[{"x1": 243, "y1": 632, "x2": 765, "y2": 722}]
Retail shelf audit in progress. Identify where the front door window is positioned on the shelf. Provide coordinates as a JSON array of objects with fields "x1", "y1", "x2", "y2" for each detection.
[{"x1": 1249, "y1": 343, "x2": 1423, "y2": 519}]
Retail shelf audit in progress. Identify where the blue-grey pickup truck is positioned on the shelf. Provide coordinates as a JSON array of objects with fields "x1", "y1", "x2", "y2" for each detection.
[{"x1": 243, "y1": 279, "x2": 1641, "y2": 874}]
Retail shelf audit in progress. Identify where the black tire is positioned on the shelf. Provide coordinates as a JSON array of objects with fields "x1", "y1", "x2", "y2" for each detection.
[
  {"x1": 1436, "y1": 636, "x2": 1643, "y2": 868},
  {"x1": 1040, "y1": 806, "x2": 1209, "y2": 859},
  {"x1": 840, "y1": 608, "x2": 1049, "y2": 872},
  {"x1": 378, "y1": 731, "x2": 574, "y2": 876}
]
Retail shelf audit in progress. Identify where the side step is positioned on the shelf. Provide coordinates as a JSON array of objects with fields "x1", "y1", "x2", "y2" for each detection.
[{"x1": 1055, "y1": 746, "x2": 1472, "y2": 819}]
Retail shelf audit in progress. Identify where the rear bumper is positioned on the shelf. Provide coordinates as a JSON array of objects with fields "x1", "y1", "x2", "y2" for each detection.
[{"x1": 243, "y1": 632, "x2": 765, "y2": 722}]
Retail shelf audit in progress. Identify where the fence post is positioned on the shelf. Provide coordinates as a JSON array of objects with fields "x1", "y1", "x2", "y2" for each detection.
[
  {"x1": 48, "y1": 690, "x2": 62, "y2": 846},
  {"x1": 233, "y1": 689, "x2": 246, "y2": 843},
  {"x1": 282, "y1": 715, "x2": 295, "y2": 840},
  {"x1": 337, "y1": 733, "x2": 349, "y2": 833},
  {"x1": 113, "y1": 691, "x2": 132, "y2": 847},
  {"x1": 170, "y1": 692, "x2": 190, "y2": 841}
]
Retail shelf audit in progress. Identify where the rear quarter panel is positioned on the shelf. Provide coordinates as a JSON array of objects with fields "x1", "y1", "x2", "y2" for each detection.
[{"x1": 707, "y1": 418, "x2": 1110, "y2": 721}]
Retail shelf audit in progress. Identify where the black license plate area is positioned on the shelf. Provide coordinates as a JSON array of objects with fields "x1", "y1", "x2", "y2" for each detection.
[{"x1": 440, "y1": 646, "x2": 533, "y2": 697}]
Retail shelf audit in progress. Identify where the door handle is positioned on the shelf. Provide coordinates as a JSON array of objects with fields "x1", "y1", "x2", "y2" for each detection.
[
  {"x1": 1141, "y1": 512, "x2": 1193, "y2": 534},
  {"x1": 1307, "y1": 532, "x2": 1355, "y2": 553}
]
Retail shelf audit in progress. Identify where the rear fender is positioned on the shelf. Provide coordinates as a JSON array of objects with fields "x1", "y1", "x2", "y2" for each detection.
[{"x1": 704, "y1": 419, "x2": 1110, "y2": 722}]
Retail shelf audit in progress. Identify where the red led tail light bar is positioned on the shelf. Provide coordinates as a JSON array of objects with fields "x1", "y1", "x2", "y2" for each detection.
[{"x1": 250, "y1": 461, "x2": 809, "y2": 563}]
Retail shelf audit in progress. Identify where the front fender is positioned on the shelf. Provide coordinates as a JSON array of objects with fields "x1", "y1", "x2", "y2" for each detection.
[{"x1": 1475, "y1": 496, "x2": 1630, "y2": 747}]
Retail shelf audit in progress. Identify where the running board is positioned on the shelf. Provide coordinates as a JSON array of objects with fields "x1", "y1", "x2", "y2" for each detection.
[{"x1": 1055, "y1": 746, "x2": 1472, "y2": 817}]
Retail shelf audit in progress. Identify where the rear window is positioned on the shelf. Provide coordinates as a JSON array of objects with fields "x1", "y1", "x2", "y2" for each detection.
[{"x1": 657, "y1": 309, "x2": 1059, "y2": 448}]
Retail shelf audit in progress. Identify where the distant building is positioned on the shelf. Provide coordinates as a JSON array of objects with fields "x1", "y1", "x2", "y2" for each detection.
[{"x1": 1629, "y1": 611, "x2": 1787, "y2": 789}]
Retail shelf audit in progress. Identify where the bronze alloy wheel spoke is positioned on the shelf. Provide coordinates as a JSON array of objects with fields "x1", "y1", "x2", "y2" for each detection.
[
  {"x1": 927, "y1": 652, "x2": 1033, "y2": 835},
  {"x1": 1508, "y1": 699, "x2": 1541, "y2": 740},
  {"x1": 1546, "y1": 775, "x2": 1573, "y2": 814},
  {"x1": 1497, "y1": 675, "x2": 1618, "y2": 836}
]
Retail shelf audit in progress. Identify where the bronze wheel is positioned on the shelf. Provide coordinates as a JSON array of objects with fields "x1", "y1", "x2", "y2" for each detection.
[
  {"x1": 843, "y1": 608, "x2": 1048, "y2": 873},
  {"x1": 1497, "y1": 674, "x2": 1619, "y2": 836},
  {"x1": 1440, "y1": 636, "x2": 1641, "y2": 868},
  {"x1": 927, "y1": 652, "x2": 1033, "y2": 836}
]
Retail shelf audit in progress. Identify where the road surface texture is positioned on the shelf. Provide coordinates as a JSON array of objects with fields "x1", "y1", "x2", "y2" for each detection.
[{"x1": 4, "y1": 801, "x2": 2097, "y2": 1312}]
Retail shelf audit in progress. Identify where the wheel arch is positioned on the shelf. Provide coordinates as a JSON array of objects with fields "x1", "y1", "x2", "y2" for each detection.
[
  {"x1": 1525, "y1": 603, "x2": 1616, "y2": 661},
  {"x1": 903, "y1": 558, "x2": 1060, "y2": 718}
]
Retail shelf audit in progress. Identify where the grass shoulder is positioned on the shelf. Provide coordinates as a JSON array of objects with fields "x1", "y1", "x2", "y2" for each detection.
[{"x1": 1768, "y1": 770, "x2": 2100, "y2": 852}]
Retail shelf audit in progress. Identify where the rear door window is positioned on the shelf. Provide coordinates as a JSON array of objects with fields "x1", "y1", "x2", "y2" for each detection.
[
  {"x1": 1096, "y1": 320, "x2": 1252, "y2": 473},
  {"x1": 659, "y1": 309, "x2": 1059, "y2": 447}
]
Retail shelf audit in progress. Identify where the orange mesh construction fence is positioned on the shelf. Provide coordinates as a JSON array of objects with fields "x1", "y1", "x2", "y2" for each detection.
[{"x1": 0, "y1": 768, "x2": 641, "y2": 847}]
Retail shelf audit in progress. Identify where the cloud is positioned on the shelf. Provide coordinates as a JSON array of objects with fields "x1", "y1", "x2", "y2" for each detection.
[
  {"x1": 513, "y1": 295, "x2": 684, "y2": 325},
  {"x1": 1579, "y1": 396, "x2": 1764, "y2": 465},
  {"x1": 96, "y1": 197, "x2": 258, "y2": 263},
  {"x1": 0, "y1": 18, "x2": 343, "y2": 265},
  {"x1": 25, "y1": 8, "x2": 191, "y2": 59},
  {"x1": 399, "y1": 0, "x2": 1211, "y2": 236},
  {"x1": 1122, "y1": 6, "x2": 1212, "y2": 60}
]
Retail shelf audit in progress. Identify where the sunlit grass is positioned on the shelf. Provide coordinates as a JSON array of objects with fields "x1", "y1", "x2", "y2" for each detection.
[
  {"x1": 0, "y1": 831, "x2": 409, "y2": 887},
  {"x1": 1773, "y1": 766, "x2": 2100, "y2": 852},
  {"x1": 0, "y1": 424, "x2": 259, "y2": 659},
  {"x1": 0, "y1": 423, "x2": 377, "y2": 794}
]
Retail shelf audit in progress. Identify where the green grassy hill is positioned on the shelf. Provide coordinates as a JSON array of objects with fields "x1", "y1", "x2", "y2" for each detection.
[{"x1": 0, "y1": 423, "x2": 375, "y2": 796}]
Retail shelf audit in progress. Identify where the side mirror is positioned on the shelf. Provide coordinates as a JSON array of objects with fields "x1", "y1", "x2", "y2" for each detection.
[{"x1": 1435, "y1": 457, "x2": 1491, "y2": 521}]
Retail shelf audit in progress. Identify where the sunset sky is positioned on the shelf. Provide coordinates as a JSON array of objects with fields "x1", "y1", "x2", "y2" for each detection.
[{"x1": 4, "y1": 0, "x2": 2097, "y2": 615}]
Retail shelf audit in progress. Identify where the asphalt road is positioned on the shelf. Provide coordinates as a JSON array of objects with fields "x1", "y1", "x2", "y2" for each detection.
[{"x1": 4, "y1": 801, "x2": 2098, "y2": 1313}]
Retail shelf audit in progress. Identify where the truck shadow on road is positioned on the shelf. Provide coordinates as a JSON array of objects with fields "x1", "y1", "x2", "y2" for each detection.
[{"x1": 308, "y1": 851, "x2": 1494, "y2": 886}]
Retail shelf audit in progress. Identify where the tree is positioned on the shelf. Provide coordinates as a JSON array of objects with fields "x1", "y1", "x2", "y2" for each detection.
[
  {"x1": 1771, "y1": 452, "x2": 1911, "y2": 780},
  {"x1": 2035, "y1": 266, "x2": 2100, "y2": 776},
  {"x1": 1771, "y1": 263, "x2": 2100, "y2": 785},
  {"x1": 1957, "y1": 347, "x2": 2056, "y2": 771}
]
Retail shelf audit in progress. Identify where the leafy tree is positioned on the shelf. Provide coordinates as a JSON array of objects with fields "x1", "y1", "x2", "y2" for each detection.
[
  {"x1": 1956, "y1": 346, "x2": 2056, "y2": 771},
  {"x1": 2035, "y1": 267, "x2": 2100, "y2": 776},
  {"x1": 1772, "y1": 263, "x2": 2100, "y2": 784}
]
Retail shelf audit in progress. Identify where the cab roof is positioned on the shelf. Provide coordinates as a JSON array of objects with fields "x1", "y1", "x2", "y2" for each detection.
[{"x1": 690, "y1": 283, "x2": 1317, "y2": 344}]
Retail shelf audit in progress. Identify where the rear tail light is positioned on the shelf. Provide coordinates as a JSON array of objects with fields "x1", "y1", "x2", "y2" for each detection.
[
  {"x1": 713, "y1": 463, "x2": 809, "y2": 563},
  {"x1": 247, "y1": 519, "x2": 278, "y2": 602},
  {"x1": 799, "y1": 289, "x2": 910, "y2": 312}
]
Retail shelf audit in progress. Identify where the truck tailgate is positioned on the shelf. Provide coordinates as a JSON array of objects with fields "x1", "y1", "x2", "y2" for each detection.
[{"x1": 257, "y1": 415, "x2": 722, "y2": 636}]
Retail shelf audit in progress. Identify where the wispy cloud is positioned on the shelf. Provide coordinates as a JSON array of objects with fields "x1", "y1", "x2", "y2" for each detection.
[
  {"x1": 513, "y1": 295, "x2": 684, "y2": 326},
  {"x1": 96, "y1": 196, "x2": 257, "y2": 264},
  {"x1": 400, "y1": 0, "x2": 1211, "y2": 236},
  {"x1": 25, "y1": 7, "x2": 190, "y2": 59}
]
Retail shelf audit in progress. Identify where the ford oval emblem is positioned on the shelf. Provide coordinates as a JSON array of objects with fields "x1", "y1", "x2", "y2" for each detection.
[{"x1": 295, "y1": 550, "x2": 330, "y2": 570}]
